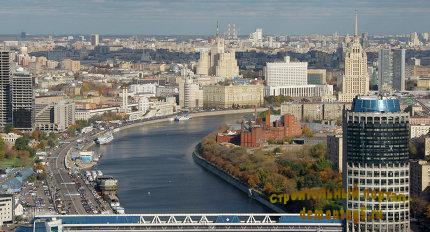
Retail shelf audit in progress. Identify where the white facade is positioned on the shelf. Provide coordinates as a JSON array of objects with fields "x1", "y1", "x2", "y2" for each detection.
[
  {"x1": 179, "y1": 77, "x2": 203, "y2": 110},
  {"x1": 0, "y1": 133, "x2": 22, "y2": 145},
  {"x1": 138, "y1": 97, "x2": 150, "y2": 113},
  {"x1": 338, "y1": 14, "x2": 369, "y2": 102},
  {"x1": 196, "y1": 36, "x2": 239, "y2": 78},
  {"x1": 410, "y1": 124, "x2": 430, "y2": 138},
  {"x1": 75, "y1": 107, "x2": 118, "y2": 121},
  {"x1": 249, "y1": 28, "x2": 263, "y2": 47},
  {"x1": 265, "y1": 84, "x2": 333, "y2": 98},
  {"x1": 265, "y1": 56, "x2": 308, "y2": 87},
  {"x1": 0, "y1": 194, "x2": 14, "y2": 224},
  {"x1": 53, "y1": 100, "x2": 76, "y2": 131},
  {"x1": 35, "y1": 98, "x2": 75, "y2": 132},
  {"x1": 129, "y1": 83, "x2": 157, "y2": 95}
]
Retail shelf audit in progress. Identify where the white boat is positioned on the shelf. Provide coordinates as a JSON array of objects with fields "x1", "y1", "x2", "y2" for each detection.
[
  {"x1": 114, "y1": 206, "x2": 125, "y2": 214},
  {"x1": 174, "y1": 115, "x2": 191, "y2": 121},
  {"x1": 95, "y1": 132, "x2": 113, "y2": 145}
]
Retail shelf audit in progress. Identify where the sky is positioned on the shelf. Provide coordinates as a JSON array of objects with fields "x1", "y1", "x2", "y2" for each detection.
[{"x1": 0, "y1": 0, "x2": 429, "y2": 35}]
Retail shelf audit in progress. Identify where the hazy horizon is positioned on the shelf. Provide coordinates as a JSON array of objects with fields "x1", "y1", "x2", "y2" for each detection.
[{"x1": 1, "y1": 0, "x2": 430, "y2": 35}]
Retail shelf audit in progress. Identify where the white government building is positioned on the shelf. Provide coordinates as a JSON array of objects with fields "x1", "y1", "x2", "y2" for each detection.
[{"x1": 264, "y1": 56, "x2": 333, "y2": 98}]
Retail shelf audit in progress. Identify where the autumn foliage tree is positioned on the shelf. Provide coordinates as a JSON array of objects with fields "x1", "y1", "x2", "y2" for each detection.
[{"x1": 198, "y1": 132, "x2": 342, "y2": 212}]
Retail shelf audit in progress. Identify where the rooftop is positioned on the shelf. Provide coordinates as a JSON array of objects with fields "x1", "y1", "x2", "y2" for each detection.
[{"x1": 352, "y1": 95, "x2": 401, "y2": 113}]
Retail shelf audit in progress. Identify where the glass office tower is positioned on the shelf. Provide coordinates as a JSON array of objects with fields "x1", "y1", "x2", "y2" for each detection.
[{"x1": 343, "y1": 96, "x2": 410, "y2": 231}]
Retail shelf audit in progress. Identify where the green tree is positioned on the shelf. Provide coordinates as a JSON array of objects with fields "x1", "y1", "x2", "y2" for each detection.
[
  {"x1": 3, "y1": 123, "x2": 13, "y2": 133},
  {"x1": 0, "y1": 137, "x2": 5, "y2": 160},
  {"x1": 15, "y1": 137, "x2": 30, "y2": 151},
  {"x1": 310, "y1": 143, "x2": 326, "y2": 159}
]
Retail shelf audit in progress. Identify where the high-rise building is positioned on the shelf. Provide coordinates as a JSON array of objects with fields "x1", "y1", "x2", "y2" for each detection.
[
  {"x1": 338, "y1": 12, "x2": 369, "y2": 102},
  {"x1": 265, "y1": 56, "x2": 308, "y2": 87},
  {"x1": 196, "y1": 29, "x2": 239, "y2": 78},
  {"x1": 91, "y1": 33, "x2": 100, "y2": 46},
  {"x1": 11, "y1": 71, "x2": 34, "y2": 130},
  {"x1": 196, "y1": 50, "x2": 211, "y2": 76},
  {"x1": 249, "y1": 28, "x2": 263, "y2": 47},
  {"x1": 343, "y1": 96, "x2": 410, "y2": 231},
  {"x1": 378, "y1": 49, "x2": 406, "y2": 93},
  {"x1": 409, "y1": 32, "x2": 420, "y2": 47},
  {"x1": 0, "y1": 49, "x2": 12, "y2": 128},
  {"x1": 179, "y1": 77, "x2": 203, "y2": 110}
]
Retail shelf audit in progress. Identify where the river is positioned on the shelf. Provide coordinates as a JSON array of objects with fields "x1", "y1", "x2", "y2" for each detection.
[{"x1": 94, "y1": 114, "x2": 270, "y2": 214}]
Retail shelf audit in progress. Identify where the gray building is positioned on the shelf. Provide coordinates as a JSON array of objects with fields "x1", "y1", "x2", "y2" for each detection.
[
  {"x1": 378, "y1": 49, "x2": 405, "y2": 93},
  {"x1": 35, "y1": 96, "x2": 75, "y2": 132},
  {"x1": 11, "y1": 71, "x2": 34, "y2": 130},
  {"x1": 327, "y1": 134, "x2": 343, "y2": 173},
  {"x1": 0, "y1": 50, "x2": 12, "y2": 128}
]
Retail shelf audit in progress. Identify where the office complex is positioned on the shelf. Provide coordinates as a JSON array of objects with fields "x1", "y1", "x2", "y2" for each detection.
[
  {"x1": 265, "y1": 56, "x2": 308, "y2": 87},
  {"x1": 203, "y1": 84, "x2": 264, "y2": 108},
  {"x1": 343, "y1": 96, "x2": 410, "y2": 231},
  {"x1": 0, "y1": 50, "x2": 12, "y2": 128},
  {"x1": 11, "y1": 71, "x2": 34, "y2": 130},
  {"x1": 378, "y1": 49, "x2": 406, "y2": 93},
  {"x1": 35, "y1": 96, "x2": 75, "y2": 132},
  {"x1": 338, "y1": 13, "x2": 369, "y2": 102}
]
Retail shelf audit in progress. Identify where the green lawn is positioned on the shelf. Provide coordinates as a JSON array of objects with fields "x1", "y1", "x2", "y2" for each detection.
[
  {"x1": 0, "y1": 158, "x2": 22, "y2": 168},
  {"x1": 0, "y1": 156, "x2": 36, "y2": 168}
]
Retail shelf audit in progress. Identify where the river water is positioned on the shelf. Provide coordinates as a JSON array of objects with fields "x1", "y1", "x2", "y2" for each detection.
[{"x1": 95, "y1": 114, "x2": 270, "y2": 214}]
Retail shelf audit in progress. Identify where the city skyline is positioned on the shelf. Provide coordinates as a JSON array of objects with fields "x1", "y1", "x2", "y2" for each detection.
[{"x1": 1, "y1": 0, "x2": 430, "y2": 35}]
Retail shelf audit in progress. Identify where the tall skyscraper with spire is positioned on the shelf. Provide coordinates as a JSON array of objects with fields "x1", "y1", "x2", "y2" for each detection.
[
  {"x1": 338, "y1": 12, "x2": 369, "y2": 102},
  {"x1": 196, "y1": 22, "x2": 239, "y2": 78}
]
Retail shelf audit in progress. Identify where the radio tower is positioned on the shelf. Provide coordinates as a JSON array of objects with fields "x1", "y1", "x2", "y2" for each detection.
[{"x1": 226, "y1": 24, "x2": 238, "y2": 40}]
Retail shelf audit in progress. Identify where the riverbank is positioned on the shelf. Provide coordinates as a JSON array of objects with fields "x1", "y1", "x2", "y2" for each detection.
[
  {"x1": 113, "y1": 108, "x2": 268, "y2": 134},
  {"x1": 192, "y1": 149, "x2": 285, "y2": 213}
]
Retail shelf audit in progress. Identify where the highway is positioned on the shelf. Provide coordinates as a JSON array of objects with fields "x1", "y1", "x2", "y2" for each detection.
[{"x1": 45, "y1": 131, "x2": 107, "y2": 215}]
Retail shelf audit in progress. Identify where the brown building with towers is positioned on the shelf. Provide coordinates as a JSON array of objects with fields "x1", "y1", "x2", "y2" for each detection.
[{"x1": 217, "y1": 112, "x2": 302, "y2": 148}]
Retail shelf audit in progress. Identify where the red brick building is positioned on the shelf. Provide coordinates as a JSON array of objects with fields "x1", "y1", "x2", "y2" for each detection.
[{"x1": 216, "y1": 112, "x2": 303, "y2": 148}]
